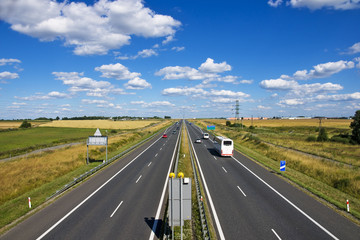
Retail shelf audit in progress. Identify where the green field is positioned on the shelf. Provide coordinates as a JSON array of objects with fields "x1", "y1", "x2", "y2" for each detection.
[{"x1": 0, "y1": 127, "x2": 99, "y2": 159}]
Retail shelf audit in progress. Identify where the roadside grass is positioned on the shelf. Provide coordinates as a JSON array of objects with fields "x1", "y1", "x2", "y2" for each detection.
[
  {"x1": 194, "y1": 119, "x2": 360, "y2": 221},
  {"x1": 40, "y1": 119, "x2": 161, "y2": 129},
  {"x1": 0, "y1": 120, "x2": 172, "y2": 231},
  {"x1": 0, "y1": 127, "x2": 96, "y2": 159}
]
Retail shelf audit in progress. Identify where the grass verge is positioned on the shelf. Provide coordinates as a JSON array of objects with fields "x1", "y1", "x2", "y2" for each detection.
[{"x1": 0, "y1": 120, "x2": 173, "y2": 233}]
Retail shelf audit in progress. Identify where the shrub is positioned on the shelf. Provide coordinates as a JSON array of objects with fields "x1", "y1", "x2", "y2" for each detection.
[
  {"x1": 330, "y1": 135, "x2": 350, "y2": 144},
  {"x1": 19, "y1": 120, "x2": 31, "y2": 128},
  {"x1": 306, "y1": 135, "x2": 317, "y2": 142},
  {"x1": 249, "y1": 125, "x2": 255, "y2": 130},
  {"x1": 110, "y1": 129, "x2": 117, "y2": 134},
  {"x1": 350, "y1": 110, "x2": 360, "y2": 144},
  {"x1": 317, "y1": 128, "x2": 328, "y2": 142}
]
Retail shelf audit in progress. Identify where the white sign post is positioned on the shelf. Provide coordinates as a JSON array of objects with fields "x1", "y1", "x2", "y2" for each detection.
[{"x1": 86, "y1": 128, "x2": 108, "y2": 164}]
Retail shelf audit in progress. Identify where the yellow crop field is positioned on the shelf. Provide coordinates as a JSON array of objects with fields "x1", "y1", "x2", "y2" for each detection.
[
  {"x1": 40, "y1": 119, "x2": 161, "y2": 129},
  {"x1": 0, "y1": 122, "x2": 21, "y2": 129},
  {"x1": 211, "y1": 118, "x2": 352, "y2": 129}
]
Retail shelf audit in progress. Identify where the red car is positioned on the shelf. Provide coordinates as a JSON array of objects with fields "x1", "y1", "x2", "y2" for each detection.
[{"x1": 162, "y1": 134, "x2": 167, "y2": 138}]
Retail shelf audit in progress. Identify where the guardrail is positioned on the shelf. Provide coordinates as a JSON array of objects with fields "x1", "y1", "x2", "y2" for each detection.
[{"x1": 47, "y1": 129, "x2": 165, "y2": 201}]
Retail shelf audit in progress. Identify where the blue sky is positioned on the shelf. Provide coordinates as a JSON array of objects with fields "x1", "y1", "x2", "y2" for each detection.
[{"x1": 0, "y1": 0, "x2": 360, "y2": 119}]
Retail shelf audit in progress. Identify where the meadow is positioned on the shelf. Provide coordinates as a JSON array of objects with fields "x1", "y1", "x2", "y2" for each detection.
[
  {"x1": 0, "y1": 120, "x2": 161, "y2": 159},
  {"x1": 193, "y1": 118, "x2": 360, "y2": 221},
  {"x1": 0, "y1": 120, "x2": 171, "y2": 231}
]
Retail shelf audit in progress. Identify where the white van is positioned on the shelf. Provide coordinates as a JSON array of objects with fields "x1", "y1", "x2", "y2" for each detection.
[{"x1": 203, "y1": 133, "x2": 209, "y2": 139}]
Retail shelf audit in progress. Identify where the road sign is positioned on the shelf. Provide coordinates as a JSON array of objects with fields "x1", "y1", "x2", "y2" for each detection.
[
  {"x1": 168, "y1": 178, "x2": 191, "y2": 226},
  {"x1": 207, "y1": 125, "x2": 215, "y2": 130},
  {"x1": 280, "y1": 161, "x2": 286, "y2": 171}
]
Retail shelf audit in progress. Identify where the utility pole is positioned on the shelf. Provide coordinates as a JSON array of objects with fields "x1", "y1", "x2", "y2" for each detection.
[{"x1": 235, "y1": 100, "x2": 240, "y2": 127}]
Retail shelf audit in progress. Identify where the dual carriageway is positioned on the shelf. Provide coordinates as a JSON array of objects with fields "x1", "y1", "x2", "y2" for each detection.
[{"x1": 1, "y1": 120, "x2": 359, "y2": 239}]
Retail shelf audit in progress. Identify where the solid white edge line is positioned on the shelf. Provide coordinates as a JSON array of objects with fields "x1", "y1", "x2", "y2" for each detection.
[
  {"x1": 237, "y1": 186, "x2": 247, "y2": 197},
  {"x1": 271, "y1": 229, "x2": 282, "y2": 240},
  {"x1": 186, "y1": 124, "x2": 226, "y2": 240},
  {"x1": 110, "y1": 201, "x2": 124, "y2": 218},
  {"x1": 231, "y1": 156, "x2": 339, "y2": 240},
  {"x1": 149, "y1": 123, "x2": 181, "y2": 240},
  {"x1": 136, "y1": 175, "x2": 142, "y2": 183},
  {"x1": 36, "y1": 135, "x2": 163, "y2": 240},
  {"x1": 222, "y1": 167, "x2": 227, "y2": 173}
]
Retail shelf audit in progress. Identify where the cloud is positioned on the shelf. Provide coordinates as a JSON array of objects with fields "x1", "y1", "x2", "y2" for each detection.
[
  {"x1": 156, "y1": 66, "x2": 217, "y2": 80},
  {"x1": 162, "y1": 87, "x2": 207, "y2": 96},
  {"x1": 258, "y1": 105, "x2": 272, "y2": 110},
  {"x1": 268, "y1": 0, "x2": 283, "y2": 7},
  {"x1": 171, "y1": 46, "x2": 185, "y2": 52},
  {"x1": 260, "y1": 78, "x2": 343, "y2": 96},
  {"x1": 259, "y1": 78, "x2": 298, "y2": 90},
  {"x1": 268, "y1": 0, "x2": 360, "y2": 10},
  {"x1": 124, "y1": 77, "x2": 152, "y2": 90},
  {"x1": 82, "y1": 99, "x2": 122, "y2": 109},
  {"x1": 155, "y1": 58, "x2": 235, "y2": 82},
  {"x1": 198, "y1": 58, "x2": 231, "y2": 73},
  {"x1": 279, "y1": 99, "x2": 305, "y2": 106},
  {"x1": 293, "y1": 60, "x2": 354, "y2": 80},
  {"x1": 0, "y1": 0, "x2": 181, "y2": 55},
  {"x1": 131, "y1": 100, "x2": 175, "y2": 107},
  {"x1": 344, "y1": 42, "x2": 360, "y2": 55},
  {"x1": 315, "y1": 92, "x2": 360, "y2": 101},
  {"x1": 162, "y1": 87, "x2": 250, "y2": 104},
  {"x1": 15, "y1": 91, "x2": 70, "y2": 101},
  {"x1": 53, "y1": 71, "x2": 128, "y2": 97},
  {"x1": 95, "y1": 63, "x2": 141, "y2": 80},
  {"x1": 0, "y1": 58, "x2": 21, "y2": 66},
  {"x1": 0, "y1": 71, "x2": 19, "y2": 80}
]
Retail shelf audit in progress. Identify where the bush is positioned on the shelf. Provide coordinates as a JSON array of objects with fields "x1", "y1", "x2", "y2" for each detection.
[
  {"x1": 317, "y1": 128, "x2": 328, "y2": 142},
  {"x1": 110, "y1": 129, "x2": 117, "y2": 134},
  {"x1": 330, "y1": 135, "x2": 350, "y2": 144},
  {"x1": 19, "y1": 120, "x2": 31, "y2": 128},
  {"x1": 249, "y1": 125, "x2": 255, "y2": 130},
  {"x1": 306, "y1": 135, "x2": 317, "y2": 142},
  {"x1": 226, "y1": 120, "x2": 231, "y2": 126}
]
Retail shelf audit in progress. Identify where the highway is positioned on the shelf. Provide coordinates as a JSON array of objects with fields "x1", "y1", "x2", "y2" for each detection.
[
  {"x1": 1, "y1": 122, "x2": 182, "y2": 240},
  {"x1": 186, "y1": 121, "x2": 360, "y2": 240}
]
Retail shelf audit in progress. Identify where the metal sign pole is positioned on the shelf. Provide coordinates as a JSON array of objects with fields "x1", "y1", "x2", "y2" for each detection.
[
  {"x1": 171, "y1": 177, "x2": 174, "y2": 240},
  {"x1": 178, "y1": 172, "x2": 184, "y2": 240},
  {"x1": 180, "y1": 178, "x2": 183, "y2": 240},
  {"x1": 86, "y1": 144, "x2": 89, "y2": 165}
]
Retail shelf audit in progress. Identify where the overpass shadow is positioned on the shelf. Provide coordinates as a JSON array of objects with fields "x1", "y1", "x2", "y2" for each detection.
[{"x1": 144, "y1": 217, "x2": 163, "y2": 239}]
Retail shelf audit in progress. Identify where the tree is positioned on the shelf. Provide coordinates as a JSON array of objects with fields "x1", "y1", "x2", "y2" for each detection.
[
  {"x1": 317, "y1": 128, "x2": 328, "y2": 142},
  {"x1": 19, "y1": 120, "x2": 31, "y2": 128},
  {"x1": 226, "y1": 120, "x2": 231, "y2": 126},
  {"x1": 56, "y1": 116, "x2": 60, "y2": 120},
  {"x1": 350, "y1": 110, "x2": 360, "y2": 144}
]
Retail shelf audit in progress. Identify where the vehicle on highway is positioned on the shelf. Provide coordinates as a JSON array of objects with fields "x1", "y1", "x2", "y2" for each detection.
[
  {"x1": 172, "y1": 130, "x2": 176, "y2": 134},
  {"x1": 203, "y1": 133, "x2": 209, "y2": 139},
  {"x1": 195, "y1": 138, "x2": 202, "y2": 143},
  {"x1": 213, "y1": 136, "x2": 233, "y2": 156},
  {"x1": 162, "y1": 134, "x2": 167, "y2": 138}
]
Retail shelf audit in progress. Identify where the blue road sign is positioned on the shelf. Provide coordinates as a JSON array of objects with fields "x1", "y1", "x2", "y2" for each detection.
[
  {"x1": 280, "y1": 161, "x2": 286, "y2": 171},
  {"x1": 207, "y1": 125, "x2": 215, "y2": 130}
]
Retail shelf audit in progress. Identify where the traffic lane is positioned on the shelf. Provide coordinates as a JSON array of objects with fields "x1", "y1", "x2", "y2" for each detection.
[
  {"x1": 189, "y1": 122, "x2": 360, "y2": 239},
  {"x1": 1, "y1": 125, "x2": 178, "y2": 240},
  {"x1": 1, "y1": 130, "x2": 168, "y2": 240},
  {"x1": 187, "y1": 125, "x2": 334, "y2": 239},
  {"x1": 231, "y1": 150, "x2": 360, "y2": 239},
  {"x1": 41, "y1": 128, "x2": 180, "y2": 239},
  {"x1": 218, "y1": 157, "x2": 333, "y2": 240}
]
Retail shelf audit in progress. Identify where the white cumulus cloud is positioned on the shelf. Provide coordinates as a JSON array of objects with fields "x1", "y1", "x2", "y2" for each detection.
[
  {"x1": 268, "y1": 0, "x2": 360, "y2": 10},
  {"x1": 0, "y1": 0, "x2": 181, "y2": 55},
  {"x1": 198, "y1": 58, "x2": 231, "y2": 73},
  {"x1": 95, "y1": 63, "x2": 141, "y2": 80},
  {"x1": 124, "y1": 77, "x2": 152, "y2": 90},
  {"x1": 0, "y1": 71, "x2": 19, "y2": 80}
]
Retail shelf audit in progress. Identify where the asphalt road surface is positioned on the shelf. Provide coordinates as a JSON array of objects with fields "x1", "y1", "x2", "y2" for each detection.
[
  {"x1": 1, "y1": 122, "x2": 182, "y2": 240},
  {"x1": 186, "y1": 121, "x2": 360, "y2": 240}
]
